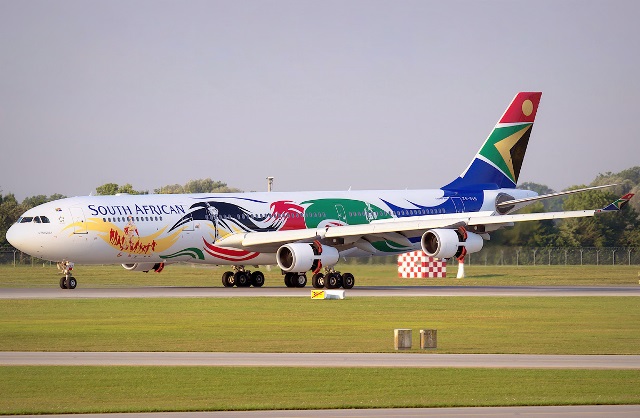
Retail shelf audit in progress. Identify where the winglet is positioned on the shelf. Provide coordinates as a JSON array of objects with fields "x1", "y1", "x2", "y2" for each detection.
[{"x1": 596, "y1": 193, "x2": 635, "y2": 213}]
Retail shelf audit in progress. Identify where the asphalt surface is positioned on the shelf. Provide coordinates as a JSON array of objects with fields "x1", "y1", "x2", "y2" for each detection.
[
  {"x1": 2, "y1": 285, "x2": 640, "y2": 299},
  {"x1": 12, "y1": 405, "x2": 640, "y2": 418},
  {"x1": 2, "y1": 352, "x2": 640, "y2": 369}
]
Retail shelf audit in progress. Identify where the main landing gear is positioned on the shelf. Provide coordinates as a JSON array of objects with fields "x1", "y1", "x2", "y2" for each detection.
[
  {"x1": 57, "y1": 260, "x2": 77, "y2": 290},
  {"x1": 285, "y1": 267, "x2": 355, "y2": 289},
  {"x1": 284, "y1": 272, "x2": 307, "y2": 288},
  {"x1": 310, "y1": 267, "x2": 355, "y2": 290},
  {"x1": 220, "y1": 266, "x2": 356, "y2": 289},
  {"x1": 221, "y1": 266, "x2": 265, "y2": 288}
]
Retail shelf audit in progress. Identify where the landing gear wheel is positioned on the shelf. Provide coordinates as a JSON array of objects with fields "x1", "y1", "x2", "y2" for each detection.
[
  {"x1": 222, "y1": 271, "x2": 234, "y2": 287},
  {"x1": 312, "y1": 273, "x2": 324, "y2": 289},
  {"x1": 235, "y1": 271, "x2": 250, "y2": 287},
  {"x1": 251, "y1": 271, "x2": 265, "y2": 287},
  {"x1": 226, "y1": 272, "x2": 237, "y2": 287},
  {"x1": 342, "y1": 272, "x2": 355, "y2": 289},
  {"x1": 294, "y1": 274, "x2": 307, "y2": 288},
  {"x1": 284, "y1": 272, "x2": 295, "y2": 288},
  {"x1": 67, "y1": 277, "x2": 77, "y2": 289},
  {"x1": 59, "y1": 277, "x2": 67, "y2": 289},
  {"x1": 326, "y1": 273, "x2": 339, "y2": 289}
]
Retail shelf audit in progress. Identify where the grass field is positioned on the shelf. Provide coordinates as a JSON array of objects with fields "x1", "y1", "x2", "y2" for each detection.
[
  {"x1": 1, "y1": 297, "x2": 638, "y2": 354},
  {"x1": 2, "y1": 264, "x2": 639, "y2": 414},
  {"x1": 1, "y1": 263, "x2": 639, "y2": 287},
  {"x1": 2, "y1": 367, "x2": 639, "y2": 414}
]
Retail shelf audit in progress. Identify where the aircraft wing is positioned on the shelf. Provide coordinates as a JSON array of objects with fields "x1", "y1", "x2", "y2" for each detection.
[
  {"x1": 214, "y1": 213, "x2": 482, "y2": 253},
  {"x1": 215, "y1": 194, "x2": 634, "y2": 253}
]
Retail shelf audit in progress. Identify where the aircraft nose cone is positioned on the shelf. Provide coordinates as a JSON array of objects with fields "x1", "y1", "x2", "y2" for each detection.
[{"x1": 5, "y1": 224, "x2": 22, "y2": 250}]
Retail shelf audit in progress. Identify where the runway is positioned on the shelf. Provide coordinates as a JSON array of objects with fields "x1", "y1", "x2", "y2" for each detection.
[
  {"x1": 2, "y1": 352, "x2": 640, "y2": 369},
  {"x1": 13, "y1": 405, "x2": 640, "y2": 418},
  {"x1": 2, "y1": 285, "x2": 640, "y2": 299}
]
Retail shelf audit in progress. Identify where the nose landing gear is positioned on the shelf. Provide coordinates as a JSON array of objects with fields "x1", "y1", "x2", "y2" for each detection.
[{"x1": 57, "y1": 260, "x2": 77, "y2": 289}]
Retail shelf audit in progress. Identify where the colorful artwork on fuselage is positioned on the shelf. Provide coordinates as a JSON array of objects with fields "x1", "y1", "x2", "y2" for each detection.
[
  {"x1": 68, "y1": 194, "x2": 478, "y2": 262},
  {"x1": 171, "y1": 198, "x2": 395, "y2": 239},
  {"x1": 63, "y1": 217, "x2": 184, "y2": 257}
]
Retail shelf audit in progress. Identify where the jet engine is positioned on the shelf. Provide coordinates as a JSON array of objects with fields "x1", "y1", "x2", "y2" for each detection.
[
  {"x1": 421, "y1": 228, "x2": 483, "y2": 259},
  {"x1": 121, "y1": 262, "x2": 164, "y2": 273},
  {"x1": 276, "y1": 243, "x2": 339, "y2": 273}
]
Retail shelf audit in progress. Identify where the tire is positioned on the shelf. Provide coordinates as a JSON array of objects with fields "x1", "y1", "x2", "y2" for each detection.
[
  {"x1": 312, "y1": 273, "x2": 324, "y2": 289},
  {"x1": 326, "y1": 273, "x2": 338, "y2": 289},
  {"x1": 222, "y1": 271, "x2": 234, "y2": 287},
  {"x1": 227, "y1": 272, "x2": 237, "y2": 287},
  {"x1": 67, "y1": 277, "x2": 77, "y2": 289},
  {"x1": 235, "y1": 271, "x2": 249, "y2": 287},
  {"x1": 251, "y1": 271, "x2": 265, "y2": 287},
  {"x1": 59, "y1": 277, "x2": 67, "y2": 289},
  {"x1": 342, "y1": 272, "x2": 355, "y2": 289},
  {"x1": 295, "y1": 274, "x2": 307, "y2": 288},
  {"x1": 284, "y1": 272, "x2": 295, "y2": 288}
]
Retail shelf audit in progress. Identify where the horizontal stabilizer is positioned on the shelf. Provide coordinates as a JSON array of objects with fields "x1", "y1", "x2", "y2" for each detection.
[{"x1": 496, "y1": 184, "x2": 618, "y2": 208}]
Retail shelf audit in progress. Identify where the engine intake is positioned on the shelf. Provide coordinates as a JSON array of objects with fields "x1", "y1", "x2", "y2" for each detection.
[
  {"x1": 421, "y1": 228, "x2": 483, "y2": 259},
  {"x1": 121, "y1": 262, "x2": 164, "y2": 273},
  {"x1": 276, "y1": 243, "x2": 339, "y2": 273}
]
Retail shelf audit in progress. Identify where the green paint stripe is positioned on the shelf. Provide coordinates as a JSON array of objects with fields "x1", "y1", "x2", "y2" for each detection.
[{"x1": 160, "y1": 247, "x2": 205, "y2": 260}]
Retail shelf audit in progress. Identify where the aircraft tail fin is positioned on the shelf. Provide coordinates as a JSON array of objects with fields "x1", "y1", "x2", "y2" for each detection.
[{"x1": 442, "y1": 92, "x2": 542, "y2": 191}]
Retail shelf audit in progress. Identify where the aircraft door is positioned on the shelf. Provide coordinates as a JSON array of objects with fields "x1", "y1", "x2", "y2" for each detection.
[
  {"x1": 450, "y1": 197, "x2": 466, "y2": 213},
  {"x1": 183, "y1": 213, "x2": 195, "y2": 232},
  {"x1": 69, "y1": 207, "x2": 87, "y2": 234},
  {"x1": 335, "y1": 204, "x2": 347, "y2": 224}
]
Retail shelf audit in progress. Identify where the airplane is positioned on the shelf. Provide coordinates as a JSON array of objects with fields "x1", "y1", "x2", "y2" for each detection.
[{"x1": 6, "y1": 92, "x2": 634, "y2": 290}]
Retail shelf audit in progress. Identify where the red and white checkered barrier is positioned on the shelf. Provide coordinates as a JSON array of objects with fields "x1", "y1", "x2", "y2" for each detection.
[{"x1": 398, "y1": 251, "x2": 447, "y2": 278}]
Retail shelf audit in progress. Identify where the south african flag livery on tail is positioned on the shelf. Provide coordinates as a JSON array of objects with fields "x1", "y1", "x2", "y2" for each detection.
[{"x1": 443, "y1": 92, "x2": 542, "y2": 191}]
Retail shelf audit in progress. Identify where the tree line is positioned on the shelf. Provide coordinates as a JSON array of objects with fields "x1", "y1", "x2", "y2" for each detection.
[
  {"x1": 1, "y1": 169, "x2": 639, "y2": 248},
  {"x1": 94, "y1": 178, "x2": 241, "y2": 196}
]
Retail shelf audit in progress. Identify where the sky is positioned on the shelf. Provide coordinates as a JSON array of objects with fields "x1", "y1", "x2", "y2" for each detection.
[{"x1": 1, "y1": 0, "x2": 639, "y2": 201}]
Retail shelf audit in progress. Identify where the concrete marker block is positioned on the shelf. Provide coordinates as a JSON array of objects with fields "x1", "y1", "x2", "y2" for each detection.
[
  {"x1": 394, "y1": 329, "x2": 412, "y2": 350},
  {"x1": 420, "y1": 329, "x2": 437, "y2": 349}
]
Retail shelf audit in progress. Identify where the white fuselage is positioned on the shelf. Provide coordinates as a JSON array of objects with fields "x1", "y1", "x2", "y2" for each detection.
[{"x1": 6, "y1": 188, "x2": 535, "y2": 266}]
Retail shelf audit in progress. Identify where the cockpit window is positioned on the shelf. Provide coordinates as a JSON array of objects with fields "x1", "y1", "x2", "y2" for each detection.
[{"x1": 16, "y1": 216, "x2": 50, "y2": 224}]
